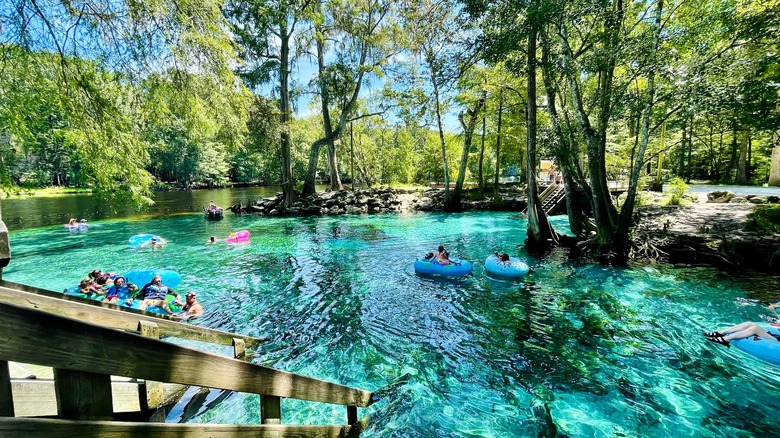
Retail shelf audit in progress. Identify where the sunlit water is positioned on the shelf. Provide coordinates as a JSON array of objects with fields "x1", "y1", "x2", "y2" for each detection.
[{"x1": 4, "y1": 211, "x2": 780, "y2": 436}]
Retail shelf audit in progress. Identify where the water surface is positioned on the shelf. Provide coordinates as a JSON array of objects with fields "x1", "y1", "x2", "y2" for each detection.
[{"x1": 4, "y1": 211, "x2": 780, "y2": 436}]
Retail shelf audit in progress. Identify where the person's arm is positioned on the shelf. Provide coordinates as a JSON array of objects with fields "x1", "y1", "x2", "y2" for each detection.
[
  {"x1": 128, "y1": 283, "x2": 150, "y2": 302},
  {"x1": 170, "y1": 288, "x2": 182, "y2": 305}
]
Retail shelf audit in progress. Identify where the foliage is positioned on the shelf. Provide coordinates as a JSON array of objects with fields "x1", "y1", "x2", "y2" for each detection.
[
  {"x1": 664, "y1": 178, "x2": 688, "y2": 206},
  {"x1": 746, "y1": 205, "x2": 780, "y2": 235}
]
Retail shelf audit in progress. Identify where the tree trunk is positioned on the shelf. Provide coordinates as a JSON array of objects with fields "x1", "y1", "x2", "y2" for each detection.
[
  {"x1": 448, "y1": 92, "x2": 486, "y2": 212},
  {"x1": 478, "y1": 114, "x2": 486, "y2": 199},
  {"x1": 525, "y1": 23, "x2": 558, "y2": 250},
  {"x1": 735, "y1": 125, "x2": 748, "y2": 184},
  {"x1": 430, "y1": 49, "x2": 450, "y2": 203},
  {"x1": 614, "y1": 0, "x2": 663, "y2": 259},
  {"x1": 541, "y1": 30, "x2": 592, "y2": 237},
  {"x1": 279, "y1": 20, "x2": 296, "y2": 208},
  {"x1": 493, "y1": 90, "x2": 504, "y2": 203}
]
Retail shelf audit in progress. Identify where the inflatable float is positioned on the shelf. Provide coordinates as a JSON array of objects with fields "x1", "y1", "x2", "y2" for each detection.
[
  {"x1": 414, "y1": 257, "x2": 473, "y2": 277},
  {"x1": 63, "y1": 285, "x2": 181, "y2": 316},
  {"x1": 129, "y1": 234, "x2": 163, "y2": 248},
  {"x1": 484, "y1": 255, "x2": 530, "y2": 278},
  {"x1": 731, "y1": 322, "x2": 780, "y2": 366},
  {"x1": 226, "y1": 230, "x2": 250, "y2": 243},
  {"x1": 123, "y1": 269, "x2": 182, "y2": 288}
]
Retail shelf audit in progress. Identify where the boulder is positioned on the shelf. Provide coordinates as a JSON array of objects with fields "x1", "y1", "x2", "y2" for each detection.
[
  {"x1": 749, "y1": 197, "x2": 766, "y2": 204},
  {"x1": 707, "y1": 191, "x2": 734, "y2": 203}
]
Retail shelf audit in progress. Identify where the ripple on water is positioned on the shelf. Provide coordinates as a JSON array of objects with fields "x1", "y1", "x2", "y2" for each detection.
[{"x1": 5, "y1": 212, "x2": 780, "y2": 436}]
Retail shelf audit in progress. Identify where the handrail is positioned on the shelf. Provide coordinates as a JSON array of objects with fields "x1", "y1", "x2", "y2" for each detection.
[
  {"x1": 0, "y1": 281, "x2": 265, "y2": 348},
  {"x1": 0, "y1": 302, "x2": 373, "y2": 407},
  {"x1": 0, "y1": 417, "x2": 367, "y2": 437}
]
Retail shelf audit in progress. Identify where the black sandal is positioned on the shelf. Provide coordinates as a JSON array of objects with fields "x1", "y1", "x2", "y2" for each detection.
[
  {"x1": 705, "y1": 334, "x2": 730, "y2": 348},
  {"x1": 703, "y1": 331, "x2": 722, "y2": 338}
]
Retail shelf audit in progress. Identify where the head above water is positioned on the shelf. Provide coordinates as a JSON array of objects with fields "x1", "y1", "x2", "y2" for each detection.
[
  {"x1": 152, "y1": 275, "x2": 162, "y2": 283},
  {"x1": 89, "y1": 270, "x2": 102, "y2": 279},
  {"x1": 114, "y1": 276, "x2": 125, "y2": 285},
  {"x1": 501, "y1": 253, "x2": 510, "y2": 262},
  {"x1": 185, "y1": 292, "x2": 196, "y2": 299},
  {"x1": 438, "y1": 245, "x2": 445, "y2": 253}
]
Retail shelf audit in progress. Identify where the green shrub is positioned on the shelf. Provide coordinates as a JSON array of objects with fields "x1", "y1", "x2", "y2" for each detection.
[
  {"x1": 665, "y1": 178, "x2": 688, "y2": 206},
  {"x1": 746, "y1": 205, "x2": 780, "y2": 234}
]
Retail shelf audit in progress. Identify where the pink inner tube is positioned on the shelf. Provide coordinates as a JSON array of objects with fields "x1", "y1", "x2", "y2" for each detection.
[{"x1": 226, "y1": 230, "x2": 251, "y2": 243}]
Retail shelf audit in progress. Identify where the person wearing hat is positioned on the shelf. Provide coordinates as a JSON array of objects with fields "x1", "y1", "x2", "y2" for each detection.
[
  {"x1": 180, "y1": 292, "x2": 203, "y2": 320},
  {"x1": 127, "y1": 275, "x2": 180, "y2": 315}
]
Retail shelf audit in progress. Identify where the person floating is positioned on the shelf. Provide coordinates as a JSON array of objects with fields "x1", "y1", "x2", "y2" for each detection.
[
  {"x1": 127, "y1": 275, "x2": 181, "y2": 315},
  {"x1": 179, "y1": 291, "x2": 204, "y2": 320},
  {"x1": 105, "y1": 276, "x2": 138, "y2": 304},
  {"x1": 206, "y1": 236, "x2": 217, "y2": 244},
  {"x1": 150, "y1": 237, "x2": 167, "y2": 248},
  {"x1": 493, "y1": 252, "x2": 511, "y2": 264},
  {"x1": 703, "y1": 322, "x2": 780, "y2": 348}
]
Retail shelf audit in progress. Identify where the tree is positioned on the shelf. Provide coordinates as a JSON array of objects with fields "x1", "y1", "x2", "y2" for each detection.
[
  {"x1": 227, "y1": 0, "x2": 313, "y2": 208},
  {"x1": 301, "y1": 0, "x2": 394, "y2": 197}
]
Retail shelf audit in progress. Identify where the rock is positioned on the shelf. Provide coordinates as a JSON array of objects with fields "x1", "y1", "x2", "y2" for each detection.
[
  {"x1": 707, "y1": 190, "x2": 734, "y2": 203},
  {"x1": 768, "y1": 196, "x2": 780, "y2": 204},
  {"x1": 749, "y1": 197, "x2": 766, "y2": 204},
  {"x1": 732, "y1": 197, "x2": 748, "y2": 203}
]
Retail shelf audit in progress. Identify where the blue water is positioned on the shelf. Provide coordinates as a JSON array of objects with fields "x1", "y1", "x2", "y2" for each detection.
[{"x1": 4, "y1": 211, "x2": 780, "y2": 436}]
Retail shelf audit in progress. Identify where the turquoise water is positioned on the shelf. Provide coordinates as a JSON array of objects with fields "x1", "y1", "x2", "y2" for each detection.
[{"x1": 4, "y1": 211, "x2": 780, "y2": 436}]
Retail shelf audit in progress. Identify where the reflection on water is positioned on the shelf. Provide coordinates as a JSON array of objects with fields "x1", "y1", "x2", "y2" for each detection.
[
  {"x1": 0, "y1": 186, "x2": 288, "y2": 231},
  {"x1": 4, "y1": 212, "x2": 780, "y2": 436}
]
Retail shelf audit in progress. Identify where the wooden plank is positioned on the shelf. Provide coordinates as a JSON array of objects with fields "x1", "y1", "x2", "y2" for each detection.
[
  {"x1": 347, "y1": 406, "x2": 358, "y2": 425},
  {"x1": 261, "y1": 395, "x2": 281, "y2": 424},
  {"x1": 0, "y1": 417, "x2": 366, "y2": 437},
  {"x1": 53, "y1": 369, "x2": 113, "y2": 420},
  {"x1": 0, "y1": 303, "x2": 373, "y2": 407},
  {"x1": 0, "y1": 283, "x2": 264, "y2": 348},
  {"x1": 10, "y1": 380, "x2": 184, "y2": 416},
  {"x1": 0, "y1": 361, "x2": 13, "y2": 417},
  {"x1": 137, "y1": 321, "x2": 164, "y2": 412},
  {"x1": 233, "y1": 338, "x2": 246, "y2": 360}
]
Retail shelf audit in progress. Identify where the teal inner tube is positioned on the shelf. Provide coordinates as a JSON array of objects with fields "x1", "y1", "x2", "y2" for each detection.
[
  {"x1": 123, "y1": 269, "x2": 182, "y2": 288},
  {"x1": 414, "y1": 258, "x2": 473, "y2": 277},
  {"x1": 484, "y1": 255, "x2": 530, "y2": 278}
]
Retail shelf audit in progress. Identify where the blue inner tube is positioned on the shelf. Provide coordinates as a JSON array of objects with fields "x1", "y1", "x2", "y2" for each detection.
[
  {"x1": 128, "y1": 234, "x2": 161, "y2": 247},
  {"x1": 731, "y1": 322, "x2": 780, "y2": 366},
  {"x1": 414, "y1": 258, "x2": 473, "y2": 277},
  {"x1": 484, "y1": 255, "x2": 530, "y2": 278},
  {"x1": 124, "y1": 269, "x2": 182, "y2": 288}
]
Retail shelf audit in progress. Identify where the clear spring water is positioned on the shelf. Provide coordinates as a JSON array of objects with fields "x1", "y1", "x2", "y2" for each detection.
[{"x1": 4, "y1": 211, "x2": 780, "y2": 436}]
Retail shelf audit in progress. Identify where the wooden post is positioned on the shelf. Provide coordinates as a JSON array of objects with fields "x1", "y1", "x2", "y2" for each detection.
[
  {"x1": 53, "y1": 369, "x2": 113, "y2": 420},
  {"x1": 0, "y1": 218, "x2": 10, "y2": 281},
  {"x1": 0, "y1": 360, "x2": 13, "y2": 417},
  {"x1": 232, "y1": 338, "x2": 246, "y2": 360},
  {"x1": 261, "y1": 395, "x2": 282, "y2": 424},
  {"x1": 347, "y1": 405, "x2": 358, "y2": 425},
  {"x1": 137, "y1": 321, "x2": 164, "y2": 416}
]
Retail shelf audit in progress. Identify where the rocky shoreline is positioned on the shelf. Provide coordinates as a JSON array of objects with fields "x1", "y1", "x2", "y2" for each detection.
[
  {"x1": 228, "y1": 186, "x2": 529, "y2": 216},
  {"x1": 230, "y1": 186, "x2": 780, "y2": 273}
]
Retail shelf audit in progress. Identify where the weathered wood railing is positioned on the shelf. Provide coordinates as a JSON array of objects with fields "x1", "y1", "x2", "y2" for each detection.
[
  {"x1": 0, "y1": 302, "x2": 374, "y2": 436},
  {"x1": 0, "y1": 280, "x2": 263, "y2": 348}
]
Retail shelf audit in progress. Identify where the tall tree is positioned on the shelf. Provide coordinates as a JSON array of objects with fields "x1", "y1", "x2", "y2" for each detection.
[
  {"x1": 301, "y1": 0, "x2": 394, "y2": 197},
  {"x1": 227, "y1": 0, "x2": 313, "y2": 208}
]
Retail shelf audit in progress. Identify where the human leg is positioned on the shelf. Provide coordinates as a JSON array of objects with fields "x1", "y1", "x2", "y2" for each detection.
[{"x1": 724, "y1": 323, "x2": 777, "y2": 342}]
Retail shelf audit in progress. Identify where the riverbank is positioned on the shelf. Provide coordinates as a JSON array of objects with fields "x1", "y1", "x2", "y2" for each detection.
[{"x1": 231, "y1": 186, "x2": 780, "y2": 273}]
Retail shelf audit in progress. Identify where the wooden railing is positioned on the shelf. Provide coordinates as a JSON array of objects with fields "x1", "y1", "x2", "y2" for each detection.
[
  {"x1": 0, "y1": 302, "x2": 373, "y2": 435},
  {"x1": 0, "y1": 281, "x2": 263, "y2": 348}
]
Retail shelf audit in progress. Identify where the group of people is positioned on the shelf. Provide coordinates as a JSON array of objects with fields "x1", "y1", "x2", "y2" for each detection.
[{"x1": 78, "y1": 270, "x2": 203, "y2": 319}]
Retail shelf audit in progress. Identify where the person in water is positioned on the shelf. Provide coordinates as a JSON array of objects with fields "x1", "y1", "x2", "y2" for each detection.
[
  {"x1": 179, "y1": 291, "x2": 204, "y2": 320},
  {"x1": 66, "y1": 218, "x2": 77, "y2": 227},
  {"x1": 105, "y1": 276, "x2": 138, "y2": 304},
  {"x1": 704, "y1": 322, "x2": 780, "y2": 348},
  {"x1": 127, "y1": 275, "x2": 181, "y2": 315},
  {"x1": 206, "y1": 236, "x2": 217, "y2": 244},
  {"x1": 493, "y1": 253, "x2": 511, "y2": 264},
  {"x1": 149, "y1": 237, "x2": 167, "y2": 248}
]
